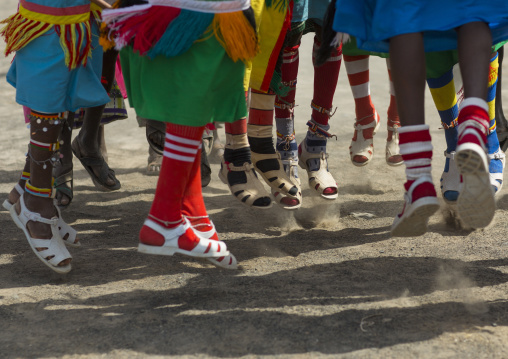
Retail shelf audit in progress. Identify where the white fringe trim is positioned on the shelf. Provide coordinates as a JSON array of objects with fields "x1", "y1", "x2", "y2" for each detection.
[{"x1": 331, "y1": 32, "x2": 350, "y2": 48}]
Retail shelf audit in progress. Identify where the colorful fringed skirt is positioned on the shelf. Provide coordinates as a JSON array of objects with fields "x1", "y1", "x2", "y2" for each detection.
[
  {"x1": 120, "y1": 35, "x2": 247, "y2": 126},
  {"x1": 333, "y1": 0, "x2": 508, "y2": 53},
  {"x1": 6, "y1": 22, "x2": 109, "y2": 113}
]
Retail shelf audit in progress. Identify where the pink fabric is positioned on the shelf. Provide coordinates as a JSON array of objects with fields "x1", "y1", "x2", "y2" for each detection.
[
  {"x1": 115, "y1": 59, "x2": 128, "y2": 99},
  {"x1": 23, "y1": 106, "x2": 31, "y2": 124}
]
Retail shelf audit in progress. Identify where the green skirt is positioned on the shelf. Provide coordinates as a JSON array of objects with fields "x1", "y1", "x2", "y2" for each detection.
[{"x1": 120, "y1": 36, "x2": 247, "y2": 126}]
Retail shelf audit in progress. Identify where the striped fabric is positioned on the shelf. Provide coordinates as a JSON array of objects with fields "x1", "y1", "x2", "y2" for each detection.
[
  {"x1": 19, "y1": 0, "x2": 90, "y2": 24},
  {"x1": 164, "y1": 133, "x2": 201, "y2": 163},
  {"x1": 398, "y1": 125, "x2": 433, "y2": 180}
]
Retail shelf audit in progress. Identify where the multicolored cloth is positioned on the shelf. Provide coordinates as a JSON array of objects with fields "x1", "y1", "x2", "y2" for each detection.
[
  {"x1": 2, "y1": 1, "x2": 109, "y2": 113},
  {"x1": 120, "y1": 36, "x2": 247, "y2": 126},
  {"x1": 333, "y1": 0, "x2": 508, "y2": 53}
]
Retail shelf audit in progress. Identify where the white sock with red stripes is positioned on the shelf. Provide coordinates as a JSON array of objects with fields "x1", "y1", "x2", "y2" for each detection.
[{"x1": 398, "y1": 124, "x2": 437, "y2": 197}]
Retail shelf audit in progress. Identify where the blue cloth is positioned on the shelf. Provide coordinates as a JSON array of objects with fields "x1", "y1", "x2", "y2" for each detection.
[
  {"x1": 292, "y1": 0, "x2": 330, "y2": 24},
  {"x1": 6, "y1": 21, "x2": 109, "y2": 113},
  {"x1": 333, "y1": 0, "x2": 508, "y2": 53}
]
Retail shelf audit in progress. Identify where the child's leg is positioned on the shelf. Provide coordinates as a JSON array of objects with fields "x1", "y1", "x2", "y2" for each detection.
[
  {"x1": 248, "y1": 90, "x2": 299, "y2": 199},
  {"x1": 54, "y1": 112, "x2": 75, "y2": 208},
  {"x1": 385, "y1": 59, "x2": 403, "y2": 166},
  {"x1": 486, "y1": 52, "x2": 505, "y2": 193},
  {"x1": 427, "y1": 68, "x2": 461, "y2": 203},
  {"x1": 71, "y1": 49, "x2": 120, "y2": 192},
  {"x1": 343, "y1": 54, "x2": 380, "y2": 166},
  {"x1": 495, "y1": 46, "x2": 508, "y2": 151},
  {"x1": 455, "y1": 22, "x2": 495, "y2": 228},
  {"x1": 389, "y1": 33, "x2": 439, "y2": 236},
  {"x1": 272, "y1": 29, "x2": 303, "y2": 208},
  {"x1": 12, "y1": 111, "x2": 73, "y2": 271},
  {"x1": 298, "y1": 35, "x2": 341, "y2": 199},
  {"x1": 138, "y1": 123, "x2": 228, "y2": 258},
  {"x1": 182, "y1": 147, "x2": 238, "y2": 269},
  {"x1": 220, "y1": 117, "x2": 272, "y2": 208}
]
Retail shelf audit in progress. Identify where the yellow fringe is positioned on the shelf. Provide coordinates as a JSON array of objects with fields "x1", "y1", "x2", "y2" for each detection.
[
  {"x1": 57, "y1": 21, "x2": 92, "y2": 70},
  {"x1": 1, "y1": 13, "x2": 53, "y2": 56},
  {"x1": 98, "y1": 0, "x2": 121, "y2": 51},
  {"x1": 212, "y1": 12, "x2": 258, "y2": 63},
  {"x1": 1, "y1": 12, "x2": 92, "y2": 69}
]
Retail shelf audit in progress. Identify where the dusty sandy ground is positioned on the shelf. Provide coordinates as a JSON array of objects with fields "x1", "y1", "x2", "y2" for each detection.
[{"x1": 1, "y1": 2, "x2": 508, "y2": 358}]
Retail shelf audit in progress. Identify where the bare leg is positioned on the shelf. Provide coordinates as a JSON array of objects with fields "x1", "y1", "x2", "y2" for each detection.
[
  {"x1": 389, "y1": 33, "x2": 426, "y2": 126},
  {"x1": 54, "y1": 112, "x2": 74, "y2": 207},
  {"x1": 72, "y1": 49, "x2": 119, "y2": 189}
]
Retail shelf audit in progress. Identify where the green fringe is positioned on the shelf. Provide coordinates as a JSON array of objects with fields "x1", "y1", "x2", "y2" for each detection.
[
  {"x1": 265, "y1": 0, "x2": 289, "y2": 12},
  {"x1": 269, "y1": 70, "x2": 291, "y2": 98}
]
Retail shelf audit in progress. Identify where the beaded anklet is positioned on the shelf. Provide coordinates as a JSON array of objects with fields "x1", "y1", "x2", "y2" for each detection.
[{"x1": 25, "y1": 180, "x2": 54, "y2": 199}]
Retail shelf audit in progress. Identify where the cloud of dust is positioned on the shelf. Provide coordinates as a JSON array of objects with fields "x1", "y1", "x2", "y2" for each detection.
[
  {"x1": 435, "y1": 263, "x2": 488, "y2": 315},
  {"x1": 294, "y1": 196, "x2": 342, "y2": 230}
]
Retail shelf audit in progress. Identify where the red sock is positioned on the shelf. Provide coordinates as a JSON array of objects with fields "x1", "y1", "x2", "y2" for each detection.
[
  {"x1": 140, "y1": 123, "x2": 205, "y2": 246},
  {"x1": 457, "y1": 98, "x2": 489, "y2": 148},
  {"x1": 181, "y1": 148, "x2": 218, "y2": 240},
  {"x1": 398, "y1": 124, "x2": 435, "y2": 199},
  {"x1": 312, "y1": 37, "x2": 342, "y2": 125},
  {"x1": 275, "y1": 43, "x2": 300, "y2": 119}
]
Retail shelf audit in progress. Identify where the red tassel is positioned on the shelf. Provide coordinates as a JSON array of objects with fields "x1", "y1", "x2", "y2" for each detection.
[{"x1": 132, "y1": 7, "x2": 181, "y2": 55}]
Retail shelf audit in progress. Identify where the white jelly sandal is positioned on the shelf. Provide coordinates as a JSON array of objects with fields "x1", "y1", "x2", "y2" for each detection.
[
  {"x1": 218, "y1": 159, "x2": 272, "y2": 209},
  {"x1": 350, "y1": 112, "x2": 380, "y2": 167},
  {"x1": 440, "y1": 151, "x2": 462, "y2": 204},
  {"x1": 138, "y1": 218, "x2": 229, "y2": 258},
  {"x1": 271, "y1": 158, "x2": 302, "y2": 210},
  {"x1": 3, "y1": 184, "x2": 79, "y2": 247},
  {"x1": 488, "y1": 149, "x2": 505, "y2": 194},
  {"x1": 251, "y1": 151, "x2": 299, "y2": 199},
  {"x1": 386, "y1": 124, "x2": 403, "y2": 166},
  {"x1": 298, "y1": 140, "x2": 338, "y2": 200},
  {"x1": 9, "y1": 195, "x2": 72, "y2": 274},
  {"x1": 189, "y1": 221, "x2": 238, "y2": 270}
]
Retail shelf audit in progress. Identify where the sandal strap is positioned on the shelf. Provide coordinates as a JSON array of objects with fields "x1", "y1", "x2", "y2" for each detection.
[
  {"x1": 440, "y1": 119, "x2": 458, "y2": 130},
  {"x1": 18, "y1": 194, "x2": 58, "y2": 226},
  {"x1": 275, "y1": 100, "x2": 295, "y2": 110},
  {"x1": 276, "y1": 132, "x2": 296, "y2": 151},
  {"x1": 311, "y1": 100, "x2": 336, "y2": 117},
  {"x1": 488, "y1": 149, "x2": 506, "y2": 160},
  {"x1": 306, "y1": 120, "x2": 337, "y2": 139},
  {"x1": 444, "y1": 150, "x2": 456, "y2": 160}
]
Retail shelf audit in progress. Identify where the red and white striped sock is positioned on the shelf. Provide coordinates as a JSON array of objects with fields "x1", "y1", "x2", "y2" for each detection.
[
  {"x1": 139, "y1": 123, "x2": 205, "y2": 246},
  {"x1": 344, "y1": 54, "x2": 377, "y2": 122},
  {"x1": 398, "y1": 124, "x2": 436, "y2": 196},
  {"x1": 457, "y1": 97, "x2": 489, "y2": 149}
]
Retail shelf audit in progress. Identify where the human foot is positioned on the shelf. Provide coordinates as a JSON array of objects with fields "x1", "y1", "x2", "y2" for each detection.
[{"x1": 71, "y1": 136, "x2": 120, "y2": 191}]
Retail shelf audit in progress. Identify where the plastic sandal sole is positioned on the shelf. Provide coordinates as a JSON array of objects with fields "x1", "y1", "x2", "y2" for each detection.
[
  {"x1": 9, "y1": 206, "x2": 71, "y2": 274},
  {"x1": 456, "y1": 146, "x2": 495, "y2": 228},
  {"x1": 391, "y1": 198, "x2": 440, "y2": 237},
  {"x1": 137, "y1": 243, "x2": 229, "y2": 258}
]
